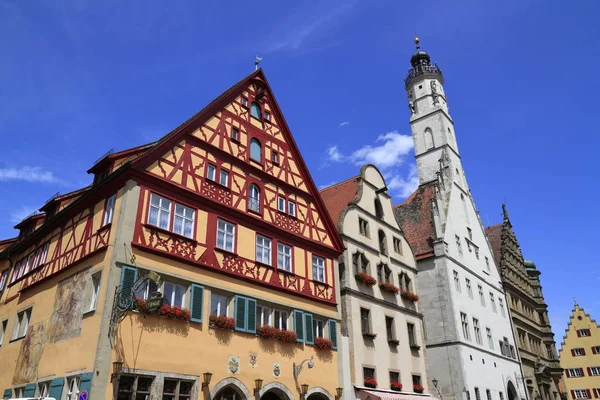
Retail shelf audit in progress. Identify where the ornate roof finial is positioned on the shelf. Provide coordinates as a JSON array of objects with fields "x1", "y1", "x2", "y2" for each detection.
[
  {"x1": 414, "y1": 36, "x2": 420, "y2": 50},
  {"x1": 574, "y1": 297, "x2": 578, "y2": 307},
  {"x1": 254, "y1": 55, "x2": 263, "y2": 71},
  {"x1": 502, "y1": 203, "x2": 510, "y2": 221}
]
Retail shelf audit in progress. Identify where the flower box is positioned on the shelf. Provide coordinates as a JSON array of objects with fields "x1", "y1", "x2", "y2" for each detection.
[
  {"x1": 277, "y1": 329, "x2": 298, "y2": 343},
  {"x1": 388, "y1": 339, "x2": 400, "y2": 346},
  {"x1": 410, "y1": 344, "x2": 421, "y2": 351},
  {"x1": 391, "y1": 382, "x2": 403, "y2": 392},
  {"x1": 363, "y1": 332, "x2": 377, "y2": 339},
  {"x1": 379, "y1": 282, "x2": 400, "y2": 294},
  {"x1": 413, "y1": 385, "x2": 424, "y2": 393},
  {"x1": 134, "y1": 297, "x2": 191, "y2": 322},
  {"x1": 209, "y1": 314, "x2": 236, "y2": 330},
  {"x1": 355, "y1": 272, "x2": 377, "y2": 286},
  {"x1": 400, "y1": 290, "x2": 420, "y2": 302},
  {"x1": 364, "y1": 378, "x2": 378, "y2": 388},
  {"x1": 256, "y1": 326, "x2": 298, "y2": 343},
  {"x1": 315, "y1": 336, "x2": 334, "y2": 350}
]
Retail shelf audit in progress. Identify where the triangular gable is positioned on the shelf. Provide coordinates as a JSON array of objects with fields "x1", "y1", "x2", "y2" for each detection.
[{"x1": 132, "y1": 69, "x2": 344, "y2": 253}]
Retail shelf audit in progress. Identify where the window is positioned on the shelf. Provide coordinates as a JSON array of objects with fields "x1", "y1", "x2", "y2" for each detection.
[
  {"x1": 594, "y1": 389, "x2": 600, "y2": 399},
  {"x1": 407, "y1": 323, "x2": 416, "y2": 346},
  {"x1": 38, "y1": 381, "x2": 50, "y2": 397},
  {"x1": 256, "y1": 235, "x2": 272, "y2": 265},
  {"x1": 374, "y1": 199, "x2": 384, "y2": 219},
  {"x1": 572, "y1": 390, "x2": 589, "y2": 399},
  {"x1": 490, "y1": 293, "x2": 497, "y2": 312},
  {"x1": 386, "y1": 317, "x2": 395, "y2": 341},
  {"x1": 231, "y1": 127, "x2": 240, "y2": 141},
  {"x1": 277, "y1": 243, "x2": 292, "y2": 272},
  {"x1": 487, "y1": 328, "x2": 494, "y2": 349},
  {"x1": 88, "y1": 273, "x2": 101, "y2": 312},
  {"x1": 478, "y1": 285, "x2": 485, "y2": 306},
  {"x1": 359, "y1": 218, "x2": 370, "y2": 237},
  {"x1": 271, "y1": 151, "x2": 279, "y2": 164},
  {"x1": 578, "y1": 329, "x2": 592, "y2": 337},
  {"x1": 592, "y1": 346, "x2": 600, "y2": 354},
  {"x1": 454, "y1": 270, "x2": 461, "y2": 292},
  {"x1": 390, "y1": 371, "x2": 400, "y2": 385},
  {"x1": 248, "y1": 184, "x2": 260, "y2": 213},
  {"x1": 574, "y1": 348, "x2": 585, "y2": 356},
  {"x1": 364, "y1": 367, "x2": 375, "y2": 380},
  {"x1": 466, "y1": 278, "x2": 473, "y2": 298},
  {"x1": 242, "y1": 97, "x2": 248, "y2": 107},
  {"x1": 164, "y1": 281, "x2": 186, "y2": 307},
  {"x1": 104, "y1": 194, "x2": 117, "y2": 225},
  {"x1": 274, "y1": 309, "x2": 288, "y2": 330},
  {"x1": 353, "y1": 252, "x2": 369, "y2": 275},
  {"x1": 499, "y1": 298, "x2": 506, "y2": 317},
  {"x1": 250, "y1": 138, "x2": 262, "y2": 161},
  {"x1": 148, "y1": 194, "x2": 172, "y2": 230},
  {"x1": 163, "y1": 379, "x2": 193, "y2": 400},
  {"x1": 486, "y1": 390, "x2": 492, "y2": 400},
  {"x1": 14, "y1": 387, "x2": 25, "y2": 398},
  {"x1": 378, "y1": 230, "x2": 388, "y2": 255},
  {"x1": 312, "y1": 255, "x2": 325, "y2": 282},
  {"x1": 499, "y1": 393, "x2": 504, "y2": 400},
  {"x1": 399, "y1": 272, "x2": 412, "y2": 292},
  {"x1": 378, "y1": 264, "x2": 391, "y2": 284},
  {"x1": 277, "y1": 196, "x2": 286, "y2": 212},
  {"x1": 219, "y1": 170, "x2": 229, "y2": 186},
  {"x1": 461, "y1": 312, "x2": 470, "y2": 340},
  {"x1": 174, "y1": 204, "x2": 195, "y2": 238},
  {"x1": 590, "y1": 367, "x2": 600, "y2": 376},
  {"x1": 412, "y1": 375, "x2": 421, "y2": 386},
  {"x1": 66, "y1": 375, "x2": 80, "y2": 400},
  {"x1": 314, "y1": 319, "x2": 325, "y2": 338},
  {"x1": 264, "y1": 111, "x2": 271, "y2": 121},
  {"x1": 135, "y1": 277, "x2": 159, "y2": 300},
  {"x1": 473, "y1": 318, "x2": 482, "y2": 345},
  {"x1": 0, "y1": 319, "x2": 7, "y2": 345},
  {"x1": 467, "y1": 228, "x2": 472, "y2": 240},
  {"x1": 393, "y1": 237, "x2": 403, "y2": 255},
  {"x1": 485, "y1": 257, "x2": 490, "y2": 271},
  {"x1": 250, "y1": 102, "x2": 262, "y2": 119},
  {"x1": 207, "y1": 164, "x2": 217, "y2": 181},
  {"x1": 257, "y1": 305, "x2": 272, "y2": 328},
  {"x1": 12, "y1": 307, "x2": 32, "y2": 340},
  {"x1": 455, "y1": 235, "x2": 462, "y2": 254},
  {"x1": 361, "y1": 308, "x2": 371, "y2": 334},
  {"x1": 211, "y1": 293, "x2": 229, "y2": 317},
  {"x1": 474, "y1": 388, "x2": 481, "y2": 400},
  {"x1": 0, "y1": 268, "x2": 9, "y2": 295},
  {"x1": 216, "y1": 219, "x2": 235, "y2": 252},
  {"x1": 117, "y1": 375, "x2": 153, "y2": 400},
  {"x1": 288, "y1": 201, "x2": 296, "y2": 217}
]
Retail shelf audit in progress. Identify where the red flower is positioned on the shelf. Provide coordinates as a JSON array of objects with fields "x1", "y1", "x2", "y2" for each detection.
[
  {"x1": 209, "y1": 314, "x2": 236, "y2": 330},
  {"x1": 314, "y1": 336, "x2": 334, "y2": 350},
  {"x1": 364, "y1": 378, "x2": 378, "y2": 388},
  {"x1": 400, "y1": 290, "x2": 420, "y2": 302},
  {"x1": 355, "y1": 272, "x2": 377, "y2": 286},
  {"x1": 379, "y1": 282, "x2": 400, "y2": 294},
  {"x1": 413, "y1": 385, "x2": 424, "y2": 393},
  {"x1": 391, "y1": 381, "x2": 403, "y2": 391}
]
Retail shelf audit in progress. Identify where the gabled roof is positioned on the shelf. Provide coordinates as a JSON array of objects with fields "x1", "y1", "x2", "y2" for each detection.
[
  {"x1": 87, "y1": 142, "x2": 156, "y2": 174},
  {"x1": 394, "y1": 182, "x2": 437, "y2": 260},
  {"x1": 319, "y1": 176, "x2": 359, "y2": 227},
  {"x1": 39, "y1": 185, "x2": 92, "y2": 213},
  {"x1": 13, "y1": 212, "x2": 45, "y2": 229},
  {"x1": 485, "y1": 223, "x2": 502, "y2": 268}
]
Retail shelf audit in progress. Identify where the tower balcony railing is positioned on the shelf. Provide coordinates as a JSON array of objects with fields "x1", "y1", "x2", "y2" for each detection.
[{"x1": 404, "y1": 64, "x2": 443, "y2": 87}]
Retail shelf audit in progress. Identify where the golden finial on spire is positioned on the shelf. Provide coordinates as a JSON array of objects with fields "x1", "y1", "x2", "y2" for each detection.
[{"x1": 414, "y1": 36, "x2": 420, "y2": 50}]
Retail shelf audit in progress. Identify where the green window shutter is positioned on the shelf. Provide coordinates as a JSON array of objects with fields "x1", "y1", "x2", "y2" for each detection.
[
  {"x1": 328, "y1": 319, "x2": 338, "y2": 349},
  {"x1": 190, "y1": 284, "x2": 204, "y2": 323},
  {"x1": 3, "y1": 389, "x2": 12, "y2": 399},
  {"x1": 119, "y1": 266, "x2": 137, "y2": 308},
  {"x1": 293, "y1": 310, "x2": 305, "y2": 342},
  {"x1": 49, "y1": 377, "x2": 65, "y2": 400},
  {"x1": 235, "y1": 296, "x2": 247, "y2": 332},
  {"x1": 79, "y1": 372, "x2": 93, "y2": 397},
  {"x1": 24, "y1": 383, "x2": 36, "y2": 397},
  {"x1": 304, "y1": 313, "x2": 314, "y2": 344},
  {"x1": 246, "y1": 298, "x2": 257, "y2": 334}
]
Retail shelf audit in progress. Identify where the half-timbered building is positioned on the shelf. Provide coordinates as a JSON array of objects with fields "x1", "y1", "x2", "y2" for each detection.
[{"x1": 0, "y1": 69, "x2": 344, "y2": 400}]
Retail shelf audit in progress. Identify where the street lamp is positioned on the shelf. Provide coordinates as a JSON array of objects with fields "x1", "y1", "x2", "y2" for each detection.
[
  {"x1": 255, "y1": 379, "x2": 264, "y2": 394},
  {"x1": 111, "y1": 361, "x2": 124, "y2": 382},
  {"x1": 432, "y1": 377, "x2": 442, "y2": 399},
  {"x1": 335, "y1": 388, "x2": 343, "y2": 400},
  {"x1": 202, "y1": 372, "x2": 213, "y2": 389}
]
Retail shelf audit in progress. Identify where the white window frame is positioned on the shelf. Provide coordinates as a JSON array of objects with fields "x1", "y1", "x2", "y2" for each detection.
[
  {"x1": 573, "y1": 390, "x2": 589, "y2": 399},
  {"x1": 288, "y1": 201, "x2": 296, "y2": 217},
  {"x1": 568, "y1": 368, "x2": 584, "y2": 378},
  {"x1": 163, "y1": 281, "x2": 186, "y2": 308},
  {"x1": 0, "y1": 319, "x2": 7, "y2": 345},
  {"x1": 257, "y1": 305, "x2": 272, "y2": 327},
  {"x1": 579, "y1": 329, "x2": 591, "y2": 337},
  {"x1": 490, "y1": 293, "x2": 497, "y2": 313},
  {"x1": 248, "y1": 184, "x2": 260, "y2": 213},
  {"x1": 590, "y1": 367, "x2": 600, "y2": 376},
  {"x1": 473, "y1": 318, "x2": 482, "y2": 345},
  {"x1": 207, "y1": 164, "x2": 217, "y2": 181},
  {"x1": 486, "y1": 327, "x2": 494, "y2": 349},
  {"x1": 0, "y1": 269, "x2": 8, "y2": 292},
  {"x1": 174, "y1": 203, "x2": 195, "y2": 239},
  {"x1": 314, "y1": 319, "x2": 325, "y2": 338},
  {"x1": 219, "y1": 169, "x2": 229, "y2": 186},
  {"x1": 277, "y1": 196, "x2": 286, "y2": 212},
  {"x1": 274, "y1": 309, "x2": 289, "y2": 330},
  {"x1": 38, "y1": 381, "x2": 51, "y2": 397},
  {"x1": 65, "y1": 375, "x2": 80, "y2": 400},
  {"x1": 277, "y1": 243, "x2": 292, "y2": 272},
  {"x1": 210, "y1": 293, "x2": 229, "y2": 317},
  {"x1": 148, "y1": 193, "x2": 172, "y2": 230},
  {"x1": 466, "y1": 278, "x2": 473, "y2": 298},
  {"x1": 104, "y1": 194, "x2": 117, "y2": 226},
  {"x1": 478, "y1": 285, "x2": 485, "y2": 306},
  {"x1": 12, "y1": 307, "x2": 32, "y2": 340},
  {"x1": 88, "y1": 273, "x2": 101, "y2": 312},
  {"x1": 593, "y1": 346, "x2": 600, "y2": 354},
  {"x1": 454, "y1": 271, "x2": 461, "y2": 292},
  {"x1": 312, "y1": 255, "x2": 325, "y2": 283},
  {"x1": 460, "y1": 312, "x2": 470, "y2": 340},
  {"x1": 256, "y1": 235, "x2": 272, "y2": 265},
  {"x1": 216, "y1": 219, "x2": 235, "y2": 252},
  {"x1": 574, "y1": 348, "x2": 585, "y2": 356}
]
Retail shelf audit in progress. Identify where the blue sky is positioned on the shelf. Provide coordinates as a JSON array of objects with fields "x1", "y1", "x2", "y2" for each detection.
[{"x1": 1, "y1": 0, "x2": 598, "y2": 341}]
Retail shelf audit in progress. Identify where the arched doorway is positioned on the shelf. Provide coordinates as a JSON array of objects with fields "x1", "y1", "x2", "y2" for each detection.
[
  {"x1": 261, "y1": 390, "x2": 285, "y2": 400},
  {"x1": 210, "y1": 379, "x2": 251, "y2": 400},
  {"x1": 507, "y1": 381, "x2": 518, "y2": 400},
  {"x1": 307, "y1": 394, "x2": 329, "y2": 400},
  {"x1": 306, "y1": 388, "x2": 333, "y2": 400},
  {"x1": 215, "y1": 387, "x2": 244, "y2": 400},
  {"x1": 259, "y1": 383, "x2": 294, "y2": 400}
]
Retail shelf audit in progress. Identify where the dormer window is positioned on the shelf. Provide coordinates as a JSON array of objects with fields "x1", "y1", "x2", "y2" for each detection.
[
  {"x1": 94, "y1": 168, "x2": 109, "y2": 184},
  {"x1": 250, "y1": 102, "x2": 262, "y2": 120}
]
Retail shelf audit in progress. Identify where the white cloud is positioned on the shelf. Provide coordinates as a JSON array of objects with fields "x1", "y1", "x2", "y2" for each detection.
[
  {"x1": 387, "y1": 165, "x2": 419, "y2": 199},
  {"x1": 339, "y1": 121, "x2": 350, "y2": 127},
  {"x1": 326, "y1": 145, "x2": 344, "y2": 162},
  {"x1": 0, "y1": 166, "x2": 59, "y2": 183},
  {"x1": 10, "y1": 206, "x2": 39, "y2": 224}
]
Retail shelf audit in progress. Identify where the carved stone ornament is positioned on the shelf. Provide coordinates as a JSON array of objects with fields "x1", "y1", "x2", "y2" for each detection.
[
  {"x1": 431, "y1": 81, "x2": 439, "y2": 105},
  {"x1": 407, "y1": 90, "x2": 416, "y2": 114},
  {"x1": 228, "y1": 356, "x2": 240, "y2": 374},
  {"x1": 249, "y1": 352, "x2": 258, "y2": 367},
  {"x1": 273, "y1": 362, "x2": 281, "y2": 378}
]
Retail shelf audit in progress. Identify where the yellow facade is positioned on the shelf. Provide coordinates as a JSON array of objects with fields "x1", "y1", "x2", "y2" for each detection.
[{"x1": 559, "y1": 304, "x2": 600, "y2": 400}]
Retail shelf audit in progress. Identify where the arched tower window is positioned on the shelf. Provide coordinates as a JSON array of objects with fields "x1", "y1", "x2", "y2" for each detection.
[
  {"x1": 248, "y1": 183, "x2": 260, "y2": 212},
  {"x1": 378, "y1": 230, "x2": 387, "y2": 256},
  {"x1": 250, "y1": 102, "x2": 262, "y2": 119},
  {"x1": 374, "y1": 199, "x2": 384, "y2": 219},
  {"x1": 425, "y1": 128, "x2": 434, "y2": 150},
  {"x1": 250, "y1": 138, "x2": 262, "y2": 162}
]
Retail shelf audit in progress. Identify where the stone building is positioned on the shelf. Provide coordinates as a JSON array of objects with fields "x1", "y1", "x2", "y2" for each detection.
[
  {"x1": 559, "y1": 304, "x2": 600, "y2": 400},
  {"x1": 486, "y1": 206, "x2": 563, "y2": 400},
  {"x1": 320, "y1": 164, "x2": 430, "y2": 400},
  {"x1": 395, "y1": 39, "x2": 527, "y2": 400}
]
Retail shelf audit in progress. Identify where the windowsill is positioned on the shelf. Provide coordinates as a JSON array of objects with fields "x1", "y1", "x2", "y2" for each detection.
[
  {"x1": 206, "y1": 179, "x2": 231, "y2": 191},
  {"x1": 255, "y1": 261, "x2": 273, "y2": 269},
  {"x1": 248, "y1": 208, "x2": 262, "y2": 217},
  {"x1": 231, "y1": 138, "x2": 241, "y2": 144},
  {"x1": 277, "y1": 210, "x2": 297, "y2": 220},
  {"x1": 271, "y1": 160, "x2": 280, "y2": 165},
  {"x1": 9, "y1": 335, "x2": 26, "y2": 343},
  {"x1": 143, "y1": 224, "x2": 197, "y2": 244},
  {"x1": 215, "y1": 247, "x2": 238, "y2": 258},
  {"x1": 83, "y1": 309, "x2": 96, "y2": 317},
  {"x1": 482, "y1": 270, "x2": 490, "y2": 275},
  {"x1": 311, "y1": 279, "x2": 329, "y2": 287},
  {"x1": 250, "y1": 158, "x2": 264, "y2": 166},
  {"x1": 98, "y1": 223, "x2": 112, "y2": 232},
  {"x1": 276, "y1": 268, "x2": 296, "y2": 277}
]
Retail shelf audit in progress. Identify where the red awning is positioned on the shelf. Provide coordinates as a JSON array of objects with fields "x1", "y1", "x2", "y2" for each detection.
[{"x1": 358, "y1": 389, "x2": 440, "y2": 400}]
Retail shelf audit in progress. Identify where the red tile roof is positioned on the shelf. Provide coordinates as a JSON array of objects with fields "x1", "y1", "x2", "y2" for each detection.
[
  {"x1": 394, "y1": 182, "x2": 437, "y2": 260},
  {"x1": 485, "y1": 224, "x2": 502, "y2": 268},
  {"x1": 319, "y1": 177, "x2": 359, "y2": 227}
]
